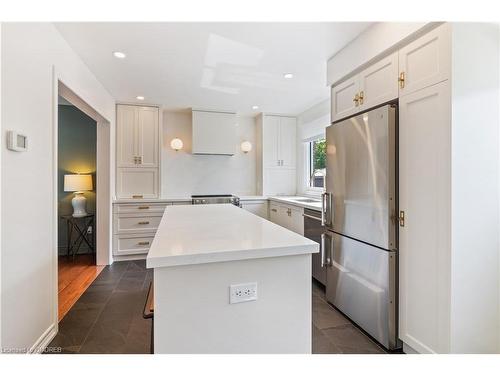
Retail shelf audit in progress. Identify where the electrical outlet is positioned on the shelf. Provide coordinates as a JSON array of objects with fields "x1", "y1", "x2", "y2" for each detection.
[{"x1": 229, "y1": 282, "x2": 258, "y2": 304}]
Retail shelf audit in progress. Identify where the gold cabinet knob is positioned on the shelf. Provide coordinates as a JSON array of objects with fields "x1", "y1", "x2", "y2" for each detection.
[
  {"x1": 398, "y1": 72, "x2": 405, "y2": 89},
  {"x1": 353, "y1": 93, "x2": 360, "y2": 106}
]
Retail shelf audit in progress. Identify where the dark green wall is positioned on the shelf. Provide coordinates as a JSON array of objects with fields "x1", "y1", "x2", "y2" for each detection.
[{"x1": 58, "y1": 103, "x2": 97, "y2": 255}]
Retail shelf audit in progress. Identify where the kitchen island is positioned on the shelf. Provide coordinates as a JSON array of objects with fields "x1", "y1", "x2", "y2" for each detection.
[{"x1": 146, "y1": 204, "x2": 318, "y2": 353}]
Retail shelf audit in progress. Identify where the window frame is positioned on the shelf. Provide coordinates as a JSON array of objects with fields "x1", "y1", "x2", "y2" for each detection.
[{"x1": 303, "y1": 134, "x2": 326, "y2": 195}]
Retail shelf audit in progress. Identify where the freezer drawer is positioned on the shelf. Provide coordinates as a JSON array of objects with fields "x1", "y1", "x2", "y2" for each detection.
[{"x1": 324, "y1": 231, "x2": 399, "y2": 350}]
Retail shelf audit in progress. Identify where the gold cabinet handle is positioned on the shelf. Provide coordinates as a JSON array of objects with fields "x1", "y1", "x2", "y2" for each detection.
[
  {"x1": 271, "y1": 208, "x2": 277, "y2": 212},
  {"x1": 358, "y1": 91, "x2": 364, "y2": 105},
  {"x1": 138, "y1": 206, "x2": 150, "y2": 210},
  {"x1": 132, "y1": 195, "x2": 143, "y2": 199},
  {"x1": 353, "y1": 93, "x2": 360, "y2": 106},
  {"x1": 138, "y1": 221, "x2": 150, "y2": 225},
  {"x1": 399, "y1": 211, "x2": 405, "y2": 227},
  {"x1": 138, "y1": 241, "x2": 150, "y2": 246},
  {"x1": 398, "y1": 72, "x2": 405, "y2": 89},
  {"x1": 138, "y1": 156, "x2": 142, "y2": 164}
]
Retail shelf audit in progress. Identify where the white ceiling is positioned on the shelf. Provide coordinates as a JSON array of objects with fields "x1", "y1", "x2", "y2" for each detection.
[{"x1": 55, "y1": 22, "x2": 371, "y2": 116}]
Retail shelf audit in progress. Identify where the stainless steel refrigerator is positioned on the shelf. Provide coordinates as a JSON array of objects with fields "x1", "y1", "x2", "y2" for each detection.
[{"x1": 321, "y1": 103, "x2": 400, "y2": 350}]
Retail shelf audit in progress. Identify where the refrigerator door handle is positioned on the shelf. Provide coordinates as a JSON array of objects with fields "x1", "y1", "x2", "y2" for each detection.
[
  {"x1": 322, "y1": 192, "x2": 333, "y2": 227},
  {"x1": 321, "y1": 192, "x2": 326, "y2": 226}
]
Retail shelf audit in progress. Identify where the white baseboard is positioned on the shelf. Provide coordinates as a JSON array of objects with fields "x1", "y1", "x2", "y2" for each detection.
[{"x1": 29, "y1": 323, "x2": 57, "y2": 354}]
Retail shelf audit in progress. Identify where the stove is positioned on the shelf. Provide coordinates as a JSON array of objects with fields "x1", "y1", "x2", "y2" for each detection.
[{"x1": 191, "y1": 194, "x2": 240, "y2": 206}]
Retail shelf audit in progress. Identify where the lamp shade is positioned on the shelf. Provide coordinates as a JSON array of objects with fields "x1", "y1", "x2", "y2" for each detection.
[{"x1": 64, "y1": 174, "x2": 93, "y2": 192}]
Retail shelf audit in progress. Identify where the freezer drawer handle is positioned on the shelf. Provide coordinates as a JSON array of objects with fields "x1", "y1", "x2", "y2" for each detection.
[
  {"x1": 321, "y1": 232, "x2": 333, "y2": 267},
  {"x1": 320, "y1": 233, "x2": 326, "y2": 267}
]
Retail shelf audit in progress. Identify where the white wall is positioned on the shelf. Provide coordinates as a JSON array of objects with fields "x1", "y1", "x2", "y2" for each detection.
[
  {"x1": 1, "y1": 23, "x2": 115, "y2": 351},
  {"x1": 162, "y1": 111, "x2": 257, "y2": 197},
  {"x1": 450, "y1": 22, "x2": 500, "y2": 353},
  {"x1": 296, "y1": 99, "x2": 330, "y2": 195}
]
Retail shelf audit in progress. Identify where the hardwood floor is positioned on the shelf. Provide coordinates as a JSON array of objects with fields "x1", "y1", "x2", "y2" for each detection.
[{"x1": 58, "y1": 254, "x2": 104, "y2": 321}]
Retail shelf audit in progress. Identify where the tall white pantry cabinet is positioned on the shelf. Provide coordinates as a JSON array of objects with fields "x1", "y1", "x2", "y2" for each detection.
[
  {"x1": 330, "y1": 23, "x2": 500, "y2": 354},
  {"x1": 116, "y1": 104, "x2": 160, "y2": 199},
  {"x1": 256, "y1": 114, "x2": 297, "y2": 196}
]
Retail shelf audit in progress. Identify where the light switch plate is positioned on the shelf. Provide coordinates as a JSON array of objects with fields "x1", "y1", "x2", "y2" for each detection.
[{"x1": 229, "y1": 282, "x2": 258, "y2": 304}]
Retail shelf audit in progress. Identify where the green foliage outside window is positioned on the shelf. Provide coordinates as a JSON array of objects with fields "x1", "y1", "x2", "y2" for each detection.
[{"x1": 313, "y1": 139, "x2": 326, "y2": 170}]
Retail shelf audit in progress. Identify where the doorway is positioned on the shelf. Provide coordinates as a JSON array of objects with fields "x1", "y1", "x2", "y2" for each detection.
[
  {"x1": 55, "y1": 81, "x2": 112, "y2": 323},
  {"x1": 57, "y1": 96, "x2": 104, "y2": 320}
]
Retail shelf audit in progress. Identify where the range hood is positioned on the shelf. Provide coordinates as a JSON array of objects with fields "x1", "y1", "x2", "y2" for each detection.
[{"x1": 192, "y1": 110, "x2": 237, "y2": 155}]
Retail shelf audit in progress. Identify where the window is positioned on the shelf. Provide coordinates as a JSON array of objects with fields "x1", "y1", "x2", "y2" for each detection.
[{"x1": 307, "y1": 138, "x2": 326, "y2": 189}]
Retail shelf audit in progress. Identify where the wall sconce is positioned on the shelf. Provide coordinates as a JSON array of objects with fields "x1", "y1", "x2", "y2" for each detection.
[
  {"x1": 170, "y1": 138, "x2": 183, "y2": 151},
  {"x1": 241, "y1": 141, "x2": 252, "y2": 154}
]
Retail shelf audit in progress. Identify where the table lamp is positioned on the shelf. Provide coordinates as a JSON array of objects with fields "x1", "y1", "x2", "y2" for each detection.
[{"x1": 64, "y1": 174, "x2": 93, "y2": 217}]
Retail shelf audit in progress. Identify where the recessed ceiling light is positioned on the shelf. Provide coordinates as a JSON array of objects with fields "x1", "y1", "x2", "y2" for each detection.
[
  {"x1": 113, "y1": 51, "x2": 126, "y2": 59},
  {"x1": 283, "y1": 73, "x2": 294, "y2": 79},
  {"x1": 136, "y1": 96, "x2": 145, "y2": 100},
  {"x1": 252, "y1": 105, "x2": 259, "y2": 110}
]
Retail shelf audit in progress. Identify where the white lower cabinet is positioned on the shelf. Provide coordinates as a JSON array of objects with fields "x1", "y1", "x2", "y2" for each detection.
[
  {"x1": 113, "y1": 202, "x2": 170, "y2": 256},
  {"x1": 114, "y1": 234, "x2": 156, "y2": 256},
  {"x1": 269, "y1": 201, "x2": 304, "y2": 235},
  {"x1": 241, "y1": 200, "x2": 268, "y2": 219}
]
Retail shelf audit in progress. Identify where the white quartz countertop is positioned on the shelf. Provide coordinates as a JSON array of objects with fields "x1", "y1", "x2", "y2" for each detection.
[
  {"x1": 268, "y1": 196, "x2": 322, "y2": 211},
  {"x1": 146, "y1": 204, "x2": 318, "y2": 268}
]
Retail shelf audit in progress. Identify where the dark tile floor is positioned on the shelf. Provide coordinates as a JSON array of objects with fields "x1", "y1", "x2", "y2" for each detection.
[
  {"x1": 48, "y1": 260, "x2": 153, "y2": 354},
  {"x1": 49, "y1": 260, "x2": 385, "y2": 354},
  {"x1": 311, "y1": 280, "x2": 386, "y2": 354}
]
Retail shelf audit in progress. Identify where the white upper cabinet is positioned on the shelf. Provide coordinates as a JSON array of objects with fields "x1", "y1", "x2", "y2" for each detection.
[
  {"x1": 117, "y1": 105, "x2": 138, "y2": 167},
  {"x1": 117, "y1": 105, "x2": 159, "y2": 168},
  {"x1": 136, "y1": 106, "x2": 159, "y2": 167},
  {"x1": 398, "y1": 23, "x2": 451, "y2": 96},
  {"x1": 278, "y1": 117, "x2": 296, "y2": 168},
  {"x1": 116, "y1": 104, "x2": 160, "y2": 199},
  {"x1": 192, "y1": 110, "x2": 237, "y2": 155},
  {"x1": 263, "y1": 115, "x2": 281, "y2": 167},
  {"x1": 262, "y1": 115, "x2": 296, "y2": 168},
  {"x1": 332, "y1": 52, "x2": 398, "y2": 122},
  {"x1": 359, "y1": 52, "x2": 399, "y2": 109},
  {"x1": 331, "y1": 76, "x2": 360, "y2": 122}
]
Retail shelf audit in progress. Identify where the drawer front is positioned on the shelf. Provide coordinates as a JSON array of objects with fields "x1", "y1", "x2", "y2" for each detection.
[
  {"x1": 114, "y1": 214, "x2": 162, "y2": 234},
  {"x1": 114, "y1": 235, "x2": 155, "y2": 256},
  {"x1": 115, "y1": 203, "x2": 169, "y2": 213}
]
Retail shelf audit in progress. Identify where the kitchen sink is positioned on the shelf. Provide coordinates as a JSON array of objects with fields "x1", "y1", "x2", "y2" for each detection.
[{"x1": 291, "y1": 198, "x2": 320, "y2": 203}]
